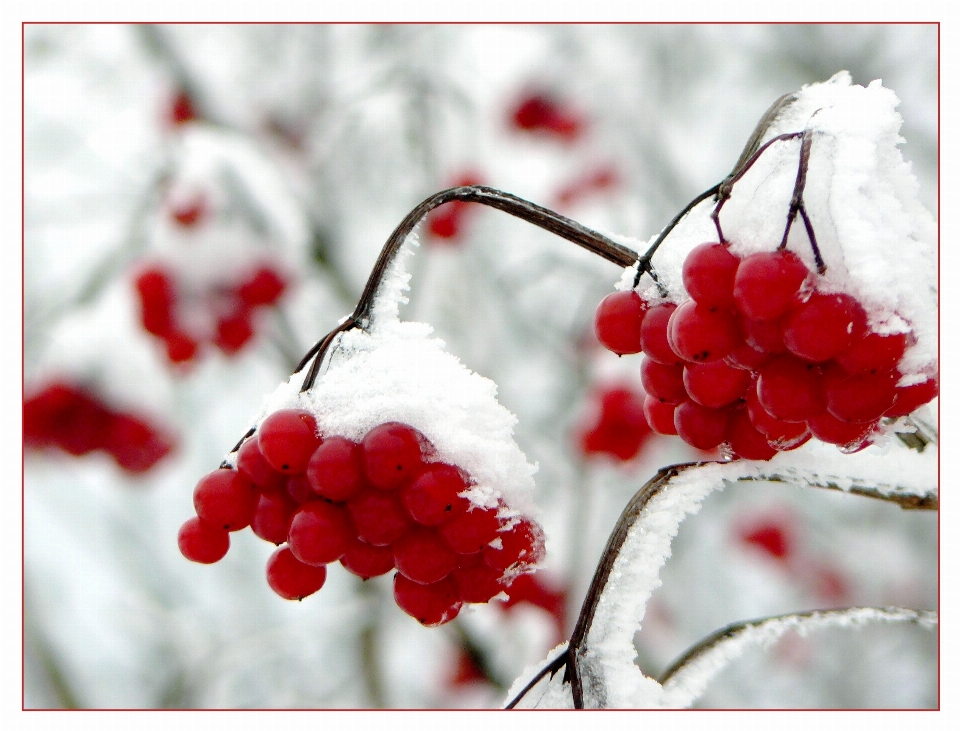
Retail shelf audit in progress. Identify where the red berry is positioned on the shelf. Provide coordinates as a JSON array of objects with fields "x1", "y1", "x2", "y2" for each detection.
[
  {"x1": 104, "y1": 412, "x2": 176, "y2": 474},
  {"x1": 825, "y1": 369, "x2": 898, "y2": 423},
  {"x1": 640, "y1": 303, "x2": 683, "y2": 365},
  {"x1": 674, "y1": 401, "x2": 730, "y2": 450},
  {"x1": 739, "y1": 521, "x2": 792, "y2": 561},
  {"x1": 642, "y1": 395, "x2": 679, "y2": 435},
  {"x1": 745, "y1": 383, "x2": 810, "y2": 449},
  {"x1": 836, "y1": 331, "x2": 908, "y2": 374},
  {"x1": 401, "y1": 463, "x2": 470, "y2": 526},
  {"x1": 741, "y1": 317, "x2": 788, "y2": 355},
  {"x1": 394, "y1": 528, "x2": 460, "y2": 584},
  {"x1": 285, "y1": 474, "x2": 316, "y2": 504},
  {"x1": 733, "y1": 250, "x2": 809, "y2": 321},
  {"x1": 170, "y1": 196, "x2": 206, "y2": 227},
  {"x1": 288, "y1": 501, "x2": 355, "y2": 566},
  {"x1": 169, "y1": 90, "x2": 197, "y2": 125},
  {"x1": 178, "y1": 516, "x2": 230, "y2": 564},
  {"x1": 251, "y1": 490, "x2": 297, "y2": 545},
  {"x1": 757, "y1": 355, "x2": 824, "y2": 422},
  {"x1": 594, "y1": 290, "x2": 647, "y2": 355},
  {"x1": 511, "y1": 95, "x2": 583, "y2": 140},
  {"x1": 24, "y1": 382, "x2": 75, "y2": 448},
  {"x1": 640, "y1": 358, "x2": 687, "y2": 404},
  {"x1": 783, "y1": 292, "x2": 867, "y2": 363},
  {"x1": 236, "y1": 437, "x2": 285, "y2": 492},
  {"x1": 439, "y1": 506, "x2": 501, "y2": 555},
  {"x1": 307, "y1": 436, "x2": 365, "y2": 502},
  {"x1": 807, "y1": 412, "x2": 877, "y2": 451},
  {"x1": 683, "y1": 361, "x2": 751, "y2": 408},
  {"x1": 215, "y1": 308, "x2": 255, "y2": 355},
  {"x1": 238, "y1": 266, "x2": 287, "y2": 307},
  {"x1": 362, "y1": 422, "x2": 426, "y2": 490},
  {"x1": 340, "y1": 537, "x2": 395, "y2": 579},
  {"x1": 266, "y1": 546, "x2": 328, "y2": 600},
  {"x1": 725, "y1": 408, "x2": 778, "y2": 461},
  {"x1": 682, "y1": 242, "x2": 740, "y2": 308},
  {"x1": 453, "y1": 563, "x2": 505, "y2": 604},
  {"x1": 725, "y1": 341, "x2": 772, "y2": 371},
  {"x1": 428, "y1": 210, "x2": 460, "y2": 239},
  {"x1": 483, "y1": 519, "x2": 545, "y2": 572},
  {"x1": 135, "y1": 267, "x2": 176, "y2": 337},
  {"x1": 193, "y1": 468, "x2": 256, "y2": 531},
  {"x1": 393, "y1": 573, "x2": 462, "y2": 626},
  {"x1": 258, "y1": 409, "x2": 321, "y2": 474},
  {"x1": 347, "y1": 489, "x2": 414, "y2": 546},
  {"x1": 667, "y1": 300, "x2": 739, "y2": 363},
  {"x1": 884, "y1": 377, "x2": 939, "y2": 418},
  {"x1": 580, "y1": 386, "x2": 652, "y2": 461},
  {"x1": 164, "y1": 330, "x2": 199, "y2": 364}
]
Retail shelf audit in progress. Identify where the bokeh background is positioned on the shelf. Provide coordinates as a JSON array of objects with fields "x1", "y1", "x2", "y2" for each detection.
[{"x1": 23, "y1": 23, "x2": 938, "y2": 709}]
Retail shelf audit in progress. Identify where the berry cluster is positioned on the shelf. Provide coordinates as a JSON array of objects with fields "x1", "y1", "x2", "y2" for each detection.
[
  {"x1": 134, "y1": 262, "x2": 287, "y2": 365},
  {"x1": 579, "y1": 385, "x2": 652, "y2": 461},
  {"x1": 179, "y1": 409, "x2": 545, "y2": 627},
  {"x1": 510, "y1": 93, "x2": 583, "y2": 141},
  {"x1": 595, "y1": 243, "x2": 938, "y2": 459},
  {"x1": 24, "y1": 381, "x2": 176, "y2": 474}
]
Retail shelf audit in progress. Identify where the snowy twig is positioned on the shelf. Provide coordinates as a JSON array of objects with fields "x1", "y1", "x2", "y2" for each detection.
[{"x1": 657, "y1": 606, "x2": 938, "y2": 708}]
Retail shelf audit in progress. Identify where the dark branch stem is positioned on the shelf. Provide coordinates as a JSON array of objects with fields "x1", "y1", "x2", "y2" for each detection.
[{"x1": 502, "y1": 648, "x2": 570, "y2": 709}]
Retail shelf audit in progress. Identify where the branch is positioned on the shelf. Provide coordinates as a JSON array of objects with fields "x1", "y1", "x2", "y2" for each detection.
[{"x1": 658, "y1": 607, "x2": 938, "y2": 708}]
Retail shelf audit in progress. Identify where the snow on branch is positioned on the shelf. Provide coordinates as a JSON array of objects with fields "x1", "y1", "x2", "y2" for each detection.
[{"x1": 658, "y1": 607, "x2": 938, "y2": 708}]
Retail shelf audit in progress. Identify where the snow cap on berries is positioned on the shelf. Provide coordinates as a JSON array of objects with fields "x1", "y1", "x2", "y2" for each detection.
[
  {"x1": 243, "y1": 234, "x2": 540, "y2": 521},
  {"x1": 628, "y1": 72, "x2": 936, "y2": 383}
]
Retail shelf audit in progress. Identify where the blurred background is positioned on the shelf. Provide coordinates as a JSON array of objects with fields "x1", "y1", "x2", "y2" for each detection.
[{"x1": 23, "y1": 24, "x2": 938, "y2": 708}]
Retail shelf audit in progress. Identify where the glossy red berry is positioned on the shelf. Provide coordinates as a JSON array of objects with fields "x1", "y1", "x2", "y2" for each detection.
[
  {"x1": 307, "y1": 436, "x2": 365, "y2": 502},
  {"x1": 393, "y1": 573, "x2": 462, "y2": 626},
  {"x1": 725, "y1": 408, "x2": 778, "y2": 461},
  {"x1": 667, "y1": 300, "x2": 739, "y2": 363},
  {"x1": 439, "y1": 506, "x2": 501, "y2": 555},
  {"x1": 884, "y1": 377, "x2": 938, "y2": 418},
  {"x1": 783, "y1": 292, "x2": 867, "y2": 362},
  {"x1": 453, "y1": 564, "x2": 505, "y2": 604},
  {"x1": 836, "y1": 331, "x2": 908, "y2": 374},
  {"x1": 674, "y1": 401, "x2": 730, "y2": 450},
  {"x1": 741, "y1": 317, "x2": 787, "y2": 355},
  {"x1": 725, "y1": 341, "x2": 772, "y2": 371},
  {"x1": 251, "y1": 490, "x2": 297, "y2": 545},
  {"x1": 594, "y1": 290, "x2": 646, "y2": 355},
  {"x1": 757, "y1": 355, "x2": 824, "y2": 422},
  {"x1": 178, "y1": 516, "x2": 230, "y2": 564},
  {"x1": 642, "y1": 395, "x2": 679, "y2": 435},
  {"x1": 340, "y1": 537, "x2": 395, "y2": 579},
  {"x1": 285, "y1": 474, "x2": 316, "y2": 504},
  {"x1": 825, "y1": 369, "x2": 898, "y2": 423},
  {"x1": 362, "y1": 422, "x2": 426, "y2": 490},
  {"x1": 266, "y1": 546, "x2": 328, "y2": 600},
  {"x1": 733, "y1": 250, "x2": 809, "y2": 321},
  {"x1": 193, "y1": 469, "x2": 256, "y2": 531},
  {"x1": 682, "y1": 242, "x2": 740, "y2": 308},
  {"x1": 807, "y1": 412, "x2": 877, "y2": 451},
  {"x1": 258, "y1": 409, "x2": 321, "y2": 474},
  {"x1": 745, "y1": 383, "x2": 810, "y2": 449},
  {"x1": 401, "y1": 464, "x2": 470, "y2": 526},
  {"x1": 394, "y1": 528, "x2": 460, "y2": 584},
  {"x1": 640, "y1": 303, "x2": 683, "y2": 365},
  {"x1": 288, "y1": 501, "x2": 355, "y2": 566},
  {"x1": 483, "y1": 519, "x2": 544, "y2": 572},
  {"x1": 683, "y1": 361, "x2": 751, "y2": 408},
  {"x1": 236, "y1": 437, "x2": 285, "y2": 492},
  {"x1": 347, "y1": 489, "x2": 413, "y2": 546},
  {"x1": 640, "y1": 358, "x2": 687, "y2": 404},
  {"x1": 238, "y1": 266, "x2": 287, "y2": 307}
]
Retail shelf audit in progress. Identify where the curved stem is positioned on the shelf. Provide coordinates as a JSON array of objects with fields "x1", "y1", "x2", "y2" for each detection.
[{"x1": 502, "y1": 647, "x2": 570, "y2": 709}]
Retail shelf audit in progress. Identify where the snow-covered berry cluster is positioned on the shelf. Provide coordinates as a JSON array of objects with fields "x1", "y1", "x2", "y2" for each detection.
[
  {"x1": 594, "y1": 241, "x2": 937, "y2": 459},
  {"x1": 180, "y1": 406, "x2": 545, "y2": 626},
  {"x1": 24, "y1": 380, "x2": 176, "y2": 473}
]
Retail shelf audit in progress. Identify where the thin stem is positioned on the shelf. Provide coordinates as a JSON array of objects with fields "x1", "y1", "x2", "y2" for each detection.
[
  {"x1": 778, "y1": 128, "x2": 813, "y2": 249},
  {"x1": 502, "y1": 649, "x2": 570, "y2": 709}
]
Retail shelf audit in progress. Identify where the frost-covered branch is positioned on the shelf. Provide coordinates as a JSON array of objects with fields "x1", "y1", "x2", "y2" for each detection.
[{"x1": 658, "y1": 607, "x2": 938, "y2": 708}]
